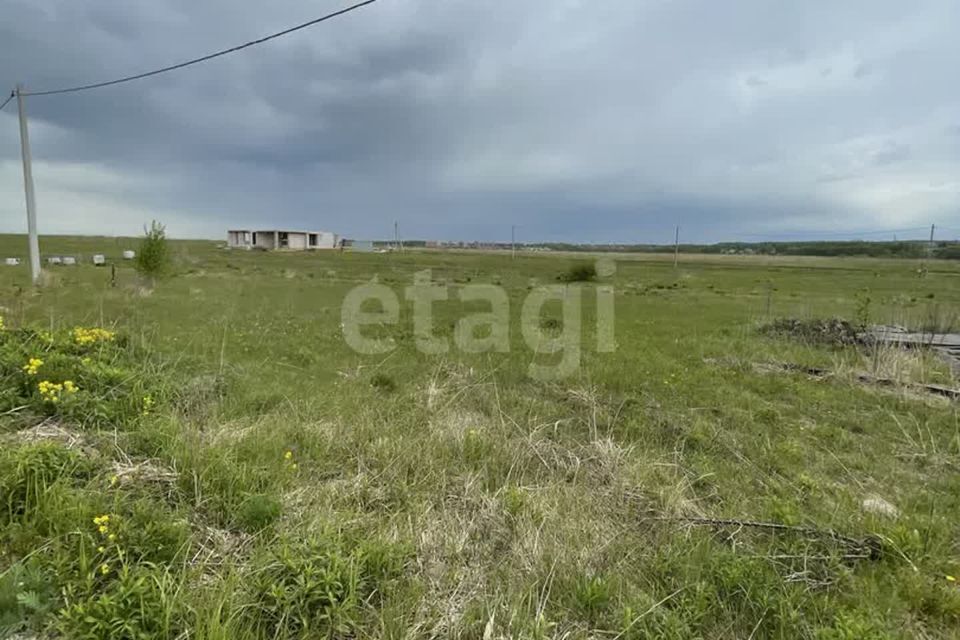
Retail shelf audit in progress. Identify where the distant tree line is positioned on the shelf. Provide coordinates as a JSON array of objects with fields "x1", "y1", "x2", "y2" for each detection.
[
  {"x1": 359, "y1": 238, "x2": 960, "y2": 259},
  {"x1": 535, "y1": 240, "x2": 960, "y2": 259}
]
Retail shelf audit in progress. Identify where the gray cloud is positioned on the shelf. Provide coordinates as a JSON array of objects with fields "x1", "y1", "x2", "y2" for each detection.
[{"x1": 2, "y1": 0, "x2": 960, "y2": 242}]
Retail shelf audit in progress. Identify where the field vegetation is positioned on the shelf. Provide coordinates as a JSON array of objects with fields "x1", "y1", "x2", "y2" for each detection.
[
  {"x1": 0, "y1": 233, "x2": 958, "y2": 638},
  {"x1": 537, "y1": 239, "x2": 960, "y2": 260}
]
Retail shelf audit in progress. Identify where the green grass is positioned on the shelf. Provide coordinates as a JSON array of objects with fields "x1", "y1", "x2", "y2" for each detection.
[{"x1": 0, "y1": 233, "x2": 959, "y2": 638}]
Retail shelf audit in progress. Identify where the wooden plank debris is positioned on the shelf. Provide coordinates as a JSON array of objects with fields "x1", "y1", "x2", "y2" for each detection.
[
  {"x1": 863, "y1": 325, "x2": 960, "y2": 376},
  {"x1": 763, "y1": 361, "x2": 960, "y2": 401}
]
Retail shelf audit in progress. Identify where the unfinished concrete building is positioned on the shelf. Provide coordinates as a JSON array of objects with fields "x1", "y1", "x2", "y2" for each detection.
[{"x1": 227, "y1": 229, "x2": 340, "y2": 251}]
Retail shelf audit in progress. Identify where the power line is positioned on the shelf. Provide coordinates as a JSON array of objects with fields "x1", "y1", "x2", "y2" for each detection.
[
  {"x1": 0, "y1": 91, "x2": 14, "y2": 111},
  {"x1": 22, "y1": 0, "x2": 379, "y2": 97}
]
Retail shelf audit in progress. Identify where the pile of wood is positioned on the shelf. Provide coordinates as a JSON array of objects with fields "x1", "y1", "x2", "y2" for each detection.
[{"x1": 862, "y1": 325, "x2": 960, "y2": 377}]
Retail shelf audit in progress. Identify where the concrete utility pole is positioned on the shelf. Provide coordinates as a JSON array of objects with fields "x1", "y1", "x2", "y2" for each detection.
[
  {"x1": 919, "y1": 223, "x2": 936, "y2": 277},
  {"x1": 16, "y1": 84, "x2": 41, "y2": 285},
  {"x1": 511, "y1": 224, "x2": 516, "y2": 259},
  {"x1": 673, "y1": 225, "x2": 680, "y2": 268}
]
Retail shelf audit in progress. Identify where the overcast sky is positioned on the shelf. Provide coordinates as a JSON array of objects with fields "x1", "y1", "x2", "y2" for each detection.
[{"x1": 2, "y1": 0, "x2": 960, "y2": 243}]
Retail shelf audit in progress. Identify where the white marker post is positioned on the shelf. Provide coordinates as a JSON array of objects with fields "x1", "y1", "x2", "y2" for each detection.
[{"x1": 16, "y1": 84, "x2": 41, "y2": 285}]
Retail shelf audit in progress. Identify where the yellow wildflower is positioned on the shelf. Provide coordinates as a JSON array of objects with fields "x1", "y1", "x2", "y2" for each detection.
[
  {"x1": 97, "y1": 546, "x2": 105, "y2": 553},
  {"x1": 284, "y1": 450, "x2": 293, "y2": 460},
  {"x1": 73, "y1": 327, "x2": 115, "y2": 346},
  {"x1": 110, "y1": 475, "x2": 119, "y2": 486},
  {"x1": 38, "y1": 380, "x2": 65, "y2": 402},
  {"x1": 948, "y1": 575, "x2": 957, "y2": 582},
  {"x1": 108, "y1": 533, "x2": 116, "y2": 542},
  {"x1": 37, "y1": 379, "x2": 76, "y2": 402},
  {"x1": 22, "y1": 357, "x2": 43, "y2": 375},
  {"x1": 98, "y1": 525, "x2": 108, "y2": 535},
  {"x1": 142, "y1": 394, "x2": 154, "y2": 415},
  {"x1": 99, "y1": 563, "x2": 110, "y2": 575}
]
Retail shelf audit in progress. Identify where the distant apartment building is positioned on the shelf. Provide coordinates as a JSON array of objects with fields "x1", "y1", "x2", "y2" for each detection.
[{"x1": 227, "y1": 229, "x2": 340, "y2": 251}]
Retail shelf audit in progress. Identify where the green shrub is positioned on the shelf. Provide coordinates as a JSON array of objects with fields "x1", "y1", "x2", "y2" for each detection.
[
  {"x1": 370, "y1": 372, "x2": 397, "y2": 392},
  {"x1": 135, "y1": 220, "x2": 172, "y2": 283},
  {"x1": 559, "y1": 262, "x2": 597, "y2": 282}
]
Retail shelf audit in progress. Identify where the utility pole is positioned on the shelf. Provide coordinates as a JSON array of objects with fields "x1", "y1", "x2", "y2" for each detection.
[
  {"x1": 511, "y1": 224, "x2": 516, "y2": 259},
  {"x1": 673, "y1": 225, "x2": 680, "y2": 268},
  {"x1": 394, "y1": 220, "x2": 399, "y2": 252},
  {"x1": 919, "y1": 223, "x2": 935, "y2": 277},
  {"x1": 16, "y1": 85, "x2": 41, "y2": 285}
]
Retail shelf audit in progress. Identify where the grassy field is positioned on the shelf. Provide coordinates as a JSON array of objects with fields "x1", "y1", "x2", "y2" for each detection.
[{"x1": 1, "y1": 233, "x2": 959, "y2": 639}]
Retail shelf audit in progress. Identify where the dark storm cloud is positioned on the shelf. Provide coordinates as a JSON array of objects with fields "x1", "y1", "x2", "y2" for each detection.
[{"x1": 2, "y1": 0, "x2": 960, "y2": 241}]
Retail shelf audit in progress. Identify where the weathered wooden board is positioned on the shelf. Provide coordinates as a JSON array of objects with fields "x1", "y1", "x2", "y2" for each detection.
[{"x1": 864, "y1": 326, "x2": 960, "y2": 375}]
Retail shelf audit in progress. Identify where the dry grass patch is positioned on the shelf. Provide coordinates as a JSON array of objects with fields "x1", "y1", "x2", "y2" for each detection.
[
  {"x1": 9, "y1": 421, "x2": 90, "y2": 450},
  {"x1": 190, "y1": 522, "x2": 253, "y2": 569},
  {"x1": 110, "y1": 458, "x2": 178, "y2": 487}
]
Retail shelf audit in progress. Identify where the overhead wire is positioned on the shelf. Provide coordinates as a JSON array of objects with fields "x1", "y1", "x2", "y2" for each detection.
[
  {"x1": 21, "y1": 0, "x2": 379, "y2": 97},
  {"x1": 0, "y1": 91, "x2": 14, "y2": 111}
]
